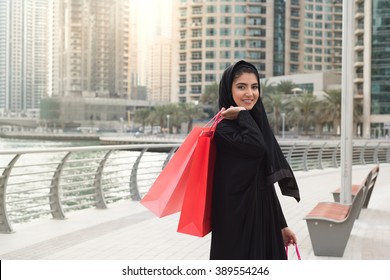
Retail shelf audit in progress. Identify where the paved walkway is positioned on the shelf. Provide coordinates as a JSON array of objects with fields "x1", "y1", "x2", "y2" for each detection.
[{"x1": 0, "y1": 163, "x2": 389, "y2": 260}]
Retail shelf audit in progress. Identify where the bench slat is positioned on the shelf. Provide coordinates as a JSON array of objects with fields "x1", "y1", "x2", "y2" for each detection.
[{"x1": 306, "y1": 202, "x2": 350, "y2": 221}]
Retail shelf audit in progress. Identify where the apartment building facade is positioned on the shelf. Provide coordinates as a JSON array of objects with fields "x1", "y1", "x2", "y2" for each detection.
[
  {"x1": 46, "y1": 0, "x2": 135, "y2": 99},
  {"x1": 172, "y1": 0, "x2": 389, "y2": 138},
  {"x1": 0, "y1": 0, "x2": 47, "y2": 114}
]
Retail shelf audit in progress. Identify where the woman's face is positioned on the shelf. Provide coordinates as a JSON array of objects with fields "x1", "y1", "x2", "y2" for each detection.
[{"x1": 232, "y1": 72, "x2": 259, "y2": 110}]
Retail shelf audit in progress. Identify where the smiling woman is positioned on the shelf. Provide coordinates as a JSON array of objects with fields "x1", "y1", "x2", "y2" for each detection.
[
  {"x1": 231, "y1": 68, "x2": 260, "y2": 111},
  {"x1": 209, "y1": 60, "x2": 300, "y2": 260}
]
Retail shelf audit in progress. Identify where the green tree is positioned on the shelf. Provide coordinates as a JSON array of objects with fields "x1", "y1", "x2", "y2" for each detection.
[
  {"x1": 200, "y1": 82, "x2": 219, "y2": 115},
  {"x1": 263, "y1": 91, "x2": 285, "y2": 135},
  {"x1": 319, "y1": 89, "x2": 342, "y2": 134},
  {"x1": 260, "y1": 78, "x2": 276, "y2": 97},
  {"x1": 288, "y1": 93, "x2": 319, "y2": 136},
  {"x1": 179, "y1": 102, "x2": 207, "y2": 133},
  {"x1": 276, "y1": 80, "x2": 297, "y2": 95},
  {"x1": 133, "y1": 108, "x2": 151, "y2": 132}
]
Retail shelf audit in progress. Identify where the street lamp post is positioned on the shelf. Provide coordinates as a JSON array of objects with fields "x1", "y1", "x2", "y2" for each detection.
[
  {"x1": 281, "y1": 113, "x2": 286, "y2": 139},
  {"x1": 166, "y1": 114, "x2": 170, "y2": 135}
]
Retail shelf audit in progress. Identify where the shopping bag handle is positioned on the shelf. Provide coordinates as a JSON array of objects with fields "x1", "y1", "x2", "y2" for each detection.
[
  {"x1": 285, "y1": 244, "x2": 301, "y2": 260},
  {"x1": 204, "y1": 110, "x2": 223, "y2": 129},
  {"x1": 202, "y1": 111, "x2": 223, "y2": 138}
]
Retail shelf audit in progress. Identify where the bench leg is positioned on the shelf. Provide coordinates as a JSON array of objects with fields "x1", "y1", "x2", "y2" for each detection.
[{"x1": 306, "y1": 219, "x2": 354, "y2": 257}]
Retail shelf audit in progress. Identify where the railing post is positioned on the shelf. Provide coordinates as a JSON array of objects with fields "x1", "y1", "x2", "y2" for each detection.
[
  {"x1": 162, "y1": 147, "x2": 177, "y2": 169},
  {"x1": 93, "y1": 150, "x2": 112, "y2": 209},
  {"x1": 0, "y1": 154, "x2": 21, "y2": 233},
  {"x1": 374, "y1": 143, "x2": 380, "y2": 164},
  {"x1": 317, "y1": 143, "x2": 326, "y2": 169},
  {"x1": 287, "y1": 144, "x2": 295, "y2": 165},
  {"x1": 49, "y1": 152, "x2": 71, "y2": 219},
  {"x1": 303, "y1": 143, "x2": 312, "y2": 171},
  {"x1": 129, "y1": 148, "x2": 148, "y2": 201},
  {"x1": 332, "y1": 143, "x2": 340, "y2": 168},
  {"x1": 387, "y1": 146, "x2": 390, "y2": 163}
]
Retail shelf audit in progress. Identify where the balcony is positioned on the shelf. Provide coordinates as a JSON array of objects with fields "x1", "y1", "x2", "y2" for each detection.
[
  {"x1": 355, "y1": 9, "x2": 364, "y2": 19},
  {"x1": 354, "y1": 41, "x2": 364, "y2": 52},
  {"x1": 354, "y1": 73, "x2": 364, "y2": 83},
  {"x1": 354, "y1": 23, "x2": 364, "y2": 35}
]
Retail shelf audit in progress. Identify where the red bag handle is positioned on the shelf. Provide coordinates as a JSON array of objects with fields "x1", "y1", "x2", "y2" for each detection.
[
  {"x1": 204, "y1": 111, "x2": 223, "y2": 129},
  {"x1": 202, "y1": 111, "x2": 223, "y2": 137},
  {"x1": 285, "y1": 244, "x2": 301, "y2": 260}
]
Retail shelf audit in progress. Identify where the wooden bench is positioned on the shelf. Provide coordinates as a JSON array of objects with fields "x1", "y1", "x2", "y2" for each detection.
[
  {"x1": 304, "y1": 185, "x2": 366, "y2": 257},
  {"x1": 332, "y1": 165, "x2": 379, "y2": 209}
]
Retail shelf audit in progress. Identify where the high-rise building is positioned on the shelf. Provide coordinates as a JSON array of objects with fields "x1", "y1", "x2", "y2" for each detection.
[
  {"x1": 285, "y1": 0, "x2": 343, "y2": 74},
  {"x1": 172, "y1": 0, "x2": 274, "y2": 103},
  {"x1": 47, "y1": 0, "x2": 134, "y2": 99},
  {"x1": 171, "y1": 0, "x2": 348, "y2": 104},
  {"x1": 360, "y1": 0, "x2": 390, "y2": 137},
  {"x1": 148, "y1": 37, "x2": 172, "y2": 102},
  {"x1": 0, "y1": 0, "x2": 47, "y2": 113}
]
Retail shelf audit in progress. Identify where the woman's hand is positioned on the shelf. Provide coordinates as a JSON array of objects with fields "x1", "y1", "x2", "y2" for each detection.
[
  {"x1": 282, "y1": 227, "x2": 297, "y2": 246},
  {"x1": 220, "y1": 106, "x2": 246, "y2": 120}
]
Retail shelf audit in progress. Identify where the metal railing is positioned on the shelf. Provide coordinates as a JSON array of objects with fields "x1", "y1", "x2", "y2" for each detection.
[{"x1": 0, "y1": 140, "x2": 389, "y2": 233}]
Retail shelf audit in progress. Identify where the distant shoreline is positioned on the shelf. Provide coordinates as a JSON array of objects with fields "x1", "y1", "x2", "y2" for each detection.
[
  {"x1": 0, "y1": 132, "x2": 99, "y2": 142},
  {"x1": 0, "y1": 131, "x2": 184, "y2": 145}
]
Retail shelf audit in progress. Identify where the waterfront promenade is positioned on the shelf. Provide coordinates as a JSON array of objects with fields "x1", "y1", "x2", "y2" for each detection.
[{"x1": 0, "y1": 163, "x2": 389, "y2": 260}]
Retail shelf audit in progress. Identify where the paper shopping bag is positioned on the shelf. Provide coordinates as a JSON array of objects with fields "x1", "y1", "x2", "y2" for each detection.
[
  {"x1": 177, "y1": 130, "x2": 216, "y2": 237},
  {"x1": 140, "y1": 127, "x2": 202, "y2": 217},
  {"x1": 140, "y1": 112, "x2": 222, "y2": 218}
]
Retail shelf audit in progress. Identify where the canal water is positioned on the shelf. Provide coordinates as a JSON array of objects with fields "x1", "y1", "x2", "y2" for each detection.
[{"x1": 0, "y1": 137, "x2": 165, "y2": 225}]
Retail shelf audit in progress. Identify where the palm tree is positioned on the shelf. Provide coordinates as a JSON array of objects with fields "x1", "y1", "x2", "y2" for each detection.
[
  {"x1": 320, "y1": 89, "x2": 342, "y2": 135},
  {"x1": 148, "y1": 105, "x2": 171, "y2": 133},
  {"x1": 259, "y1": 78, "x2": 275, "y2": 97},
  {"x1": 133, "y1": 108, "x2": 151, "y2": 132},
  {"x1": 200, "y1": 82, "x2": 219, "y2": 116},
  {"x1": 276, "y1": 80, "x2": 297, "y2": 95},
  {"x1": 179, "y1": 102, "x2": 207, "y2": 133},
  {"x1": 288, "y1": 93, "x2": 319, "y2": 136},
  {"x1": 262, "y1": 90, "x2": 285, "y2": 135}
]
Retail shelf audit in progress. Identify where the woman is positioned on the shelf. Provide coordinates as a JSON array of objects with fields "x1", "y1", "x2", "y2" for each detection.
[{"x1": 210, "y1": 60, "x2": 300, "y2": 260}]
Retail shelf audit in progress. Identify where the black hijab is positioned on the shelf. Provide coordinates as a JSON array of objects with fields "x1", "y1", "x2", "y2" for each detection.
[{"x1": 218, "y1": 60, "x2": 300, "y2": 202}]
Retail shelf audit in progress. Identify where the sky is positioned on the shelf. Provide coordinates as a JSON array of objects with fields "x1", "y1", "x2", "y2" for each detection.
[{"x1": 136, "y1": 0, "x2": 173, "y2": 85}]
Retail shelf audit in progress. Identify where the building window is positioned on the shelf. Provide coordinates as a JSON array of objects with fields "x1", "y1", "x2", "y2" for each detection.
[
  {"x1": 235, "y1": 39, "x2": 246, "y2": 47},
  {"x1": 206, "y1": 28, "x2": 216, "y2": 36},
  {"x1": 207, "y1": 17, "x2": 216, "y2": 24},
  {"x1": 179, "y1": 86, "x2": 186, "y2": 94},
  {"x1": 234, "y1": 51, "x2": 246, "y2": 59},
  {"x1": 206, "y1": 39, "x2": 215, "y2": 47},
  {"x1": 220, "y1": 39, "x2": 231, "y2": 47},
  {"x1": 206, "y1": 5, "x2": 216, "y2": 13},
  {"x1": 220, "y1": 28, "x2": 231, "y2": 36},
  {"x1": 220, "y1": 51, "x2": 231, "y2": 59},
  {"x1": 220, "y1": 16, "x2": 231, "y2": 24},
  {"x1": 205, "y1": 74, "x2": 216, "y2": 82},
  {"x1": 205, "y1": 62, "x2": 215, "y2": 70},
  {"x1": 191, "y1": 52, "x2": 202, "y2": 60},
  {"x1": 191, "y1": 74, "x2": 202, "y2": 83},
  {"x1": 206, "y1": 51, "x2": 215, "y2": 59},
  {"x1": 192, "y1": 63, "x2": 202, "y2": 71},
  {"x1": 191, "y1": 85, "x2": 202, "y2": 94}
]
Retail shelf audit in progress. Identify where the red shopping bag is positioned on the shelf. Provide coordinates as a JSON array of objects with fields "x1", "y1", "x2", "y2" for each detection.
[
  {"x1": 141, "y1": 113, "x2": 222, "y2": 218},
  {"x1": 177, "y1": 123, "x2": 219, "y2": 237},
  {"x1": 140, "y1": 127, "x2": 202, "y2": 217}
]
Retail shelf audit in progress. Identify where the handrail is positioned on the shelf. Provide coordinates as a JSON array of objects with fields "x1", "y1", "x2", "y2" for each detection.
[{"x1": 0, "y1": 140, "x2": 389, "y2": 233}]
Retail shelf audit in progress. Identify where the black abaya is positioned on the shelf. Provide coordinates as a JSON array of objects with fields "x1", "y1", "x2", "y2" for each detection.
[
  {"x1": 210, "y1": 111, "x2": 288, "y2": 260},
  {"x1": 210, "y1": 60, "x2": 300, "y2": 260}
]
